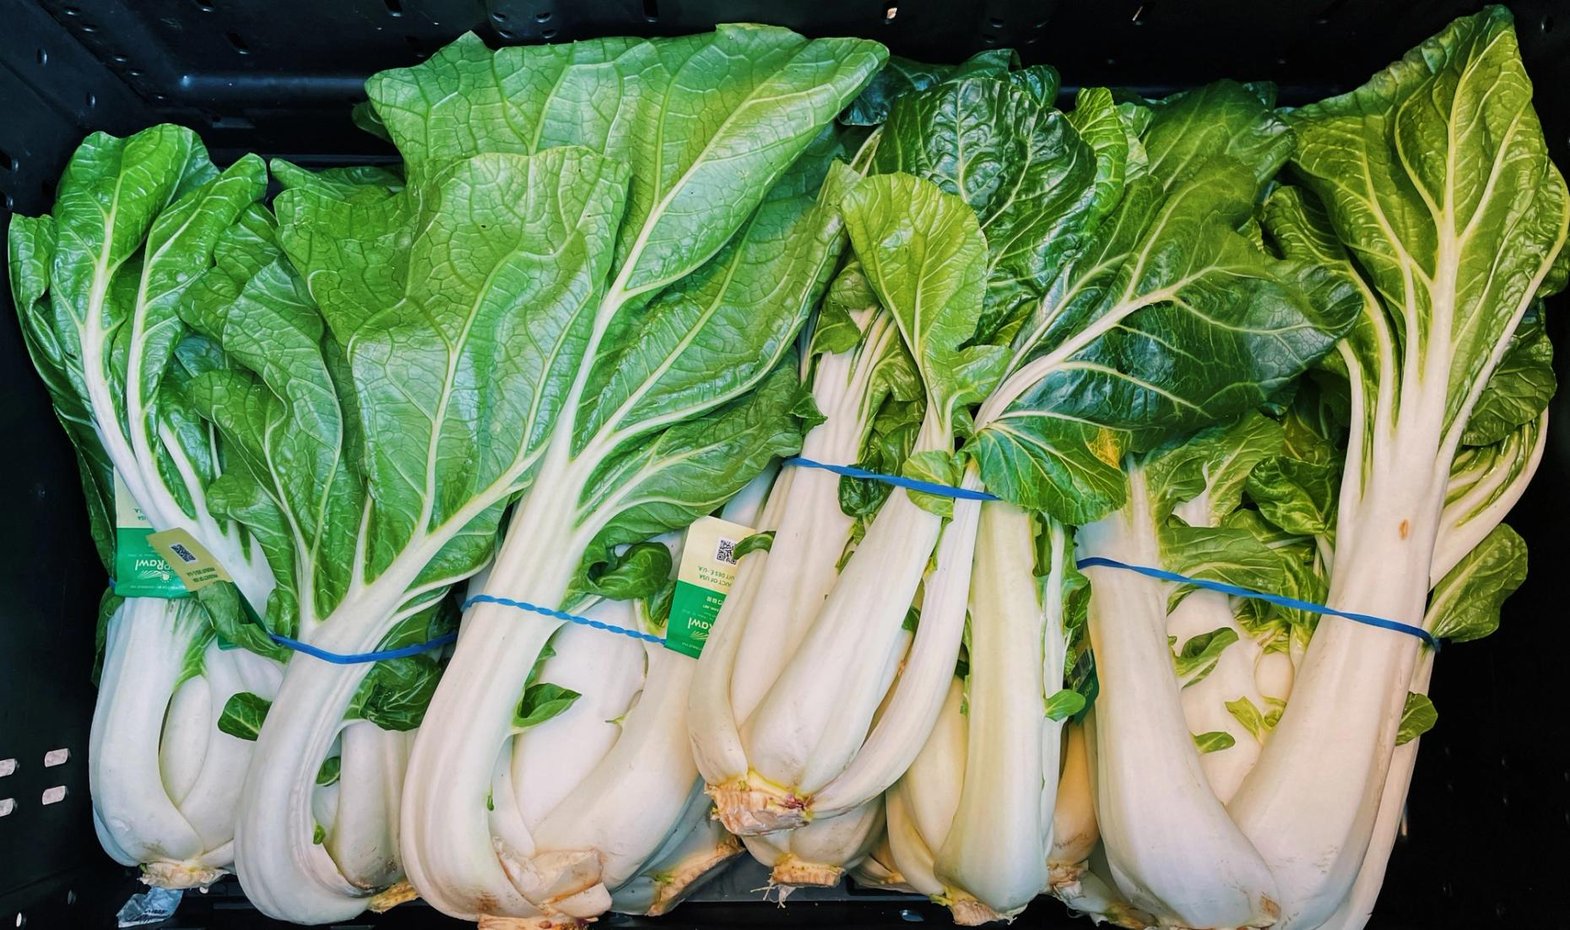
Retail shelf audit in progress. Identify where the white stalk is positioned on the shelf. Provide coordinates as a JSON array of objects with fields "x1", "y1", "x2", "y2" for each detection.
[
  {"x1": 744, "y1": 799, "x2": 885, "y2": 890},
  {"x1": 686, "y1": 467, "x2": 794, "y2": 788},
  {"x1": 171, "y1": 642, "x2": 281, "y2": 858},
  {"x1": 158, "y1": 666, "x2": 212, "y2": 810},
  {"x1": 733, "y1": 451, "x2": 941, "y2": 825},
  {"x1": 1039, "y1": 520, "x2": 1071, "y2": 850},
  {"x1": 90, "y1": 598, "x2": 207, "y2": 870},
  {"x1": 233, "y1": 593, "x2": 420, "y2": 922},
  {"x1": 692, "y1": 317, "x2": 893, "y2": 817},
  {"x1": 327, "y1": 722, "x2": 411, "y2": 890},
  {"x1": 1310, "y1": 652, "x2": 1432, "y2": 930},
  {"x1": 934, "y1": 501, "x2": 1048, "y2": 918},
  {"x1": 848, "y1": 824, "x2": 913, "y2": 893},
  {"x1": 727, "y1": 345, "x2": 873, "y2": 716},
  {"x1": 608, "y1": 795, "x2": 741, "y2": 917},
  {"x1": 1255, "y1": 649, "x2": 1296, "y2": 705},
  {"x1": 884, "y1": 679, "x2": 967, "y2": 909},
  {"x1": 809, "y1": 469, "x2": 982, "y2": 819},
  {"x1": 1049, "y1": 723, "x2": 1097, "y2": 890},
  {"x1": 1080, "y1": 465, "x2": 1279, "y2": 929},
  {"x1": 523, "y1": 645, "x2": 702, "y2": 900},
  {"x1": 1059, "y1": 861, "x2": 1158, "y2": 930},
  {"x1": 400, "y1": 433, "x2": 637, "y2": 920},
  {"x1": 1227, "y1": 440, "x2": 1441, "y2": 930},
  {"x1": 1309, "y1": 411, "x2": 1545, "y2": 930},
  {"x1": 398, "y1": 598, "x2": 576, "y2": 918},
  {"x1": 1168, "y1": 590, "x2": 1266, "y2": 804},
  {"x1": 510, "y1": 619, "x2": 646, "y2": 828}
]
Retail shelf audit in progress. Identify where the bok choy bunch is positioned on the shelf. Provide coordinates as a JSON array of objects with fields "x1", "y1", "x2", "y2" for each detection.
[
  {"x1": 350, "y1": 26, "x2": 887, "y2": 925},
  {"x1": 1222, "y1": 9, "x2": 1568, "y2": 928},
  {"x1": 8, "y1": 127, "x2": 284, "y2": 888}
]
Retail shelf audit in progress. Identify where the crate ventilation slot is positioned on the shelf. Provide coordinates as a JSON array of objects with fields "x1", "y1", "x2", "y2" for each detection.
[
  {"x1": 42, "y1": 749, "x2": 69, "y2": 768},
  {"x1": 0, "y1": 759, "x2": 15, "y2": 778},
  {"x1": 39, "y1": 786, "x2": 66, "y2": 806}
]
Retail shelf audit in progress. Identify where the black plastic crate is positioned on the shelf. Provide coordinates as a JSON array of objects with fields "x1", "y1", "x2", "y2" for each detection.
[{"x1": 1, "y1": 2, "x2": 1567, "y2": 927}]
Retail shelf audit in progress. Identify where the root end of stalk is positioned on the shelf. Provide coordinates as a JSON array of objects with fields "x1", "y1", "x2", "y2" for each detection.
[
  {"x1": 1048, "y1": 861, "x2": 1086, "y2": 891},
  {"x1": 646, "y1": 837, "x2": 745, "y2": 916},
  {"x1": 1104, "y1": 904, "x2": 1156, "y2": 929},
  {"x1": 140, "y1": 862, "x2": 228, "y2": 890},
  {"x1": 769, "y1": 858, "x2": 844, "y2": 888},
  {"x1": 493, "y1": 839, "x2": 612, "y2": 919},
  {"x1": 709, "y1": 783, "x2": 808, "y2": 835},
  {"x1": 367, "y1": 880, "x2": 418, "y2": 913},
  {"x1": 947, "y1": 897, "x2": 1006, "y2": 926}
]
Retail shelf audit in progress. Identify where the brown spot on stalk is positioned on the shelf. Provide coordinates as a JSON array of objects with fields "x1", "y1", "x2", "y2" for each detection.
[{"x1": 1399, "y1": 519, "x2": 1410, "y2": 539}]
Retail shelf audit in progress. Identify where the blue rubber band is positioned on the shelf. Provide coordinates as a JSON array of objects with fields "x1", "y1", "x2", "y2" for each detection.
[
  {"x1": 1076, "y1": 556, "x2": 1440, "y2": 651},
  {"x1": 784, "y1": 456, "x2": 1001, "y2": 501},
  {"x1": 266, "y1": 631, "x2": 458, "y2": 665},
  {"x1": 462, "y1": 593, "x2": 667, "y2": 646},
  {"x1": 110, "y1": 576, "x2": 460, "y2": 664}
]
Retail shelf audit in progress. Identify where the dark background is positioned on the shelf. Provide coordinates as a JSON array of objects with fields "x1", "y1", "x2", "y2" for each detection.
[{"x1": 1, "y1": 1, "x2": 1566, "y2": 927}]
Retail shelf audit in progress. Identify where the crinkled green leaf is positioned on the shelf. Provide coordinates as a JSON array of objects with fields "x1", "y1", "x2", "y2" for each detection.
[
  {"x1": 841, "y1": 173, "x2": 991, "y2": 431},
  {"x1": 839, "y1": 397, "x2": 921, "y2": 521},
  {"x1": 1426, "y1": 523, "x2": 1527, "y2": 642},
  {"x1": 1225, "y1": 695, "x2": 1283, "y2": 743},
  {"x1": 346, "y1": 598, "x2": 455, "y2": 731},
  {"x1": 1163, "y1": 521, "x2": 1327, "y2": 632},
  {"x1": 1171, "y1": 627, "x2": 1240, "y2": 688},
  {"x1": 350, "y1": 101, "x2": 393, "y2": 143},
  {"x1": 975, "y1": 85, "x2": 1354, "y2": 523},
  {"x1": 573, "y1": 363, "x2": 807, "y2": 602},
  {"x1": 11, "y1": 126, "x2": 274, "y2": 616},
  {"x1": 1395, "y1": 692, "x2": 1438, "y2": 746},
  {"x1": 839, "y1": 51, "x2": 1013, "y2": 127},
  {"x1": 316, "y1": 755, "x2": 342, "y2": 788},
  {"x1": 277, "y1": 147, "x2": 630, "y2": 597},
  {"x1": 1044, "y1": 689, "x2": 1086, "y2": 722},
  {"x1": 1463, "y1": 312, "x2": 1554, "y2": 447},
  {"x1": 218, "y1": 690, "x2": 272, "y2": 741},
  {"x1": 1248, "y1": 457, "x2": 1339, "y2": 539},
  {"x1": 1281, "y1": 7, "x2": 1570, "y2": 442},
  {"x1": 573, "y1": 127, "x2": 853, "y2": 449},
  {"x1": 368, "y1": 26, "x2": 885, "y2": 299},
  {"x1": 901, "y1": 449, "x2": 965, "y2": 519},
  {"x1": 7, "y1": 213, "x2": 116, "y2": 571},
  {"x1": 734, "y1": 532, "x2": 775, "y2": 559},
  {"x1": 874, "y1": 73, "x2": 1117, "y2": 343},
  {"x1": 583, "y1": 542, "x2": 674, "y2": 601},
  {"x1": 513, "y1": 682, "x2": 583, "y2": 731},
  {"x1": 1140, "y1": 82, "x2": 1292, "y2": 193},
  {"x1": 1193, "y1": 731, "x2": 1236, "y2": 754}
]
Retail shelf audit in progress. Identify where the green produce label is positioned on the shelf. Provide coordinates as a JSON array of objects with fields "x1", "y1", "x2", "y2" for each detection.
[
  {"x1": 665, "y1": 516, "x2": 753, "y2": 659},
  {"x1": 112, "y1": 472, "x2": 188, "y2": 599}
]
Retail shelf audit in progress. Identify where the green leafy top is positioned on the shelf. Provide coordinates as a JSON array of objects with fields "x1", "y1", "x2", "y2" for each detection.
[
  {"x1": 191, "y1": 26, "x2": 882, "y2": 678},
  {"x1": 1277, "y1": 6, "x2": 1568, "y2": 454},
  {"x1": 969, "y1": 83, "x2": 1357, "y2": 524},
  {"x1": 366, "y1": 26, "x2": 886, "y2": 302},
  {"x1": 8, "y1": 125, "x2": 276, "y2": 617},
  {"x1": 870, "y1": 66, "x2": 1110, "y2": 345},
  {"x1": 840, "y1": 173, "x2": 996, "y2": 439}
]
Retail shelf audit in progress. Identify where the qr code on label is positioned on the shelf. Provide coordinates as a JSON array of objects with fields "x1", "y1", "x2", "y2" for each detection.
[{"x1": 715, "y1": 538, "x2": 737, "y2": 565}]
